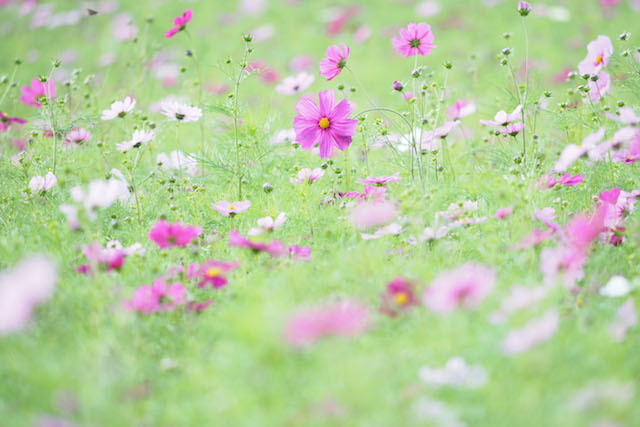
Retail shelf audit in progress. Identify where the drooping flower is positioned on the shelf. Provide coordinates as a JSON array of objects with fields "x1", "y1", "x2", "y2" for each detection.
[
  {"x1": 423, "y1": 263, "x2": 495, "y2": 314},
  {"x1": 29, "y1": 171, "x2": 57, "y2": 192},
  {"x1": 160, "y1": 101, "x2": 202, "y2": 123},
  {"x1": 284, "y1": 300, "x2": 370, "y2": 348},
  {"x1": 291, "y1": 167, "x2": 325, "y2": 184},
  {"x1": 101, "y1": 96, "x2": 136, "y2": 120},
  {"x1": 65, "y1": 128, "x2": 92, "y2": 146},
  {"x1": 248, "y1": 212, "x2": 287, "y2": 236},
  {"x1": 293, "y1": 90, "x2": 358, "y2": 158},
  {"x1": 446, "y1": 99, "x2": 476, "y2": 120},
  {"x1": 319, "y1": 43, "x2": 350, "y2": 81},
  {"x1": 577, "y1": 35, "x2": 613, "y2": 76},
  {"x1": 275, "y1": 72, "x2": 315, "y2": 95},
  {"x1": 20, "y1": 78, "x2": 56, "y2": 107},
  {"x1": 210, "y1": 200, "x2": 252, "y2": 217},
  {"x1": 0, "y1": 111, "x2": 26, "y2": 132},
  {"x1": 0, "y1": 255, "x2": 57, "y2": 335},
  {"x1": 165, "y1": 9, "x2": 193, "y2": 38},
  {"x1": 148, "y1": 220, "x2": 202, "y2": 249},
  {"x1": 503, "y1": 310, "x2": 559, "y2": 355},
  {"x1": 379, "y1": 277, "x2": 419, "y2": 317},
  {"x1": 356, "y1": 172, "x2": 402, "y2": 187},
  {"x1": 116, "y1": 129, "x2": 155, "y2": 152},
  {"x1": 392, "y1": 23, "x2": 436, "y2": 57}
]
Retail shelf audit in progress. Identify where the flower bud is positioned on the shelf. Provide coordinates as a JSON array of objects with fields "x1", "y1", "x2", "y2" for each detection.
[
  {"x1": 517, "y1": 1, "x2": 531, "y2": 16},
  {"x1": 392, "y1": 80, "x2": 404, "y2": 91}
]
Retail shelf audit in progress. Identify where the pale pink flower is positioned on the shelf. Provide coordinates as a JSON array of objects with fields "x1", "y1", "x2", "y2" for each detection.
[
  {"x1": 289, "y1": 55, "x2": 314, "y2": 73},
  {"x1": 211, "y1": 200, "x2": 252, "y2": 217},
  {"x1": 353, "y1": 25, "x2": 372, "y2": 43},
  {"x1": 117, "y1": 129, "x2": 155, "y2": 152},
  {"x1": 553, "y1": 127, "x2": 605, "y2": 173},
  {"x1": 156, "y1": 150, "x2": 199, "y2": 176},
  {"x1": 446, "y1": 99, "x2": 476, "y2": 120},
  {"x1": 497, "y1": 122, "x2": 525, "y2": 136},
  {"x1": 610, "y1": 298, "x2": 637, "y2": 342},
  {"x1": 479, "y1": 105, "x2": 522, "y2": 127},
  {"x1": 349, "y1": 200, "x2": 398, "y2": 229},
  {"x1": 356, "y1": 172, "x2": 401, "y2": 186},
  {"x1": 605, "y1": 107, "x2": 640, "y2": 125},
  {"x1": 248, "y1": 212, "x2": 287, "y2": 235},
  {"x1": 494, "y1": 206, "x2": 514, "y2": 219},
  {"x1": 503, "y1": 310, "x2": 559, "y2": 355},
  {"x1": 418, "y1": 357, "x2": 488, "y2": 388},
  {"x1": 423, "y1": 263, "x2": 495, "y2": 314},
  {"x1": 66, "y1": 128, "x2": 92, "y2": 146},
  {"x1": 29, "y1": 171, "x2": 57, "y2": 192},
  {"x1": 101, "y1": 96, "x2": 135, "y2": 120},
  {"x1": 70, "y1": 176, "x2": 130, "y2": 220},
  {"x1": 577, "y1": 35, "x2": 613, "y2": 76},
  {"x1": 0, "y1": 255, "x2": 57, "y2": 335},
  {"x1": 284, "y1": 300, "x2": 370, "y2": 348},
  {"x1": 392, "y1": 23, "x2": 436, "y2": 57},
  {"x1": 275, "y1": 72, "x2": 315, "y2": 95},
  {"x1": 291, "y1": 167, "x2": 324, "y2": 184},
  {"x1": 584, "y1": 71, "x2": 611, "y2": 103},
  {"x1": 489, "y1": 285, "x2": 549, "y2": 324},
  {"x1": 361, "y1": 223, "x2": 404, "y2": 240}
]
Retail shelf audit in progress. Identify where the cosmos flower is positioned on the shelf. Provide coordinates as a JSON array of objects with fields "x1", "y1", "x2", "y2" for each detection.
[
  {"x1": 291, "y1": 167, "x2": 324, "y2": 184},
  {"x1": 577, "y1": 35, "x2": 613, "y2": 76},
  {"x1": 0, "y1": 111, "x2": 26, "y2": 132},
  {"x1": 293, "y1": 90, "x2": 358, "y2": 158},
  {"x1": 66, "y1": 128, "x2": 92, "y2": 146},
  {"x1": 423, "y1": 263, "x2": 495, "y2": 314},
  {"x1": 479, "y1": 105, "x2": 522, "y2": 127},
  {"x1": 70, "y1": 174, "x2": 131, "y2": 220},
  {"x1": 101, "y1": 96, "x2": 136, "y2": 120},
  {"x1": 148, "y1": 220, "x2": 202, "y2": 249},
  {"x1": 248, "y1": 213, "x2": 287, "y2": 236},
  {"x1": 284, "y1": 300, "x2": 370, "y2": 348},
  {"x1": 160, "y1": 101, "x2": 202, "y2": 123},
  {"x1": 210, "y1": 200, "x2": 252, "y2": 217},
  {"x1": 125, "y1": 279, "x2": 187, "y2": 314},
  {"x1": 156, "y1": 150, "x2": 199, "y2": 176},
  {"x1": 228, "y1": 230, "x2": 289, "y2": 258},
  {"x1": 195, "y1": 260, "x2": 239, "y2": 289},
  {"x1": 502, "y1": 310, "x2": 559, "y2": 355},
  {"x1": 584, "y1": 71, "x2": 611, "y2": 103},
  {"x1": 116, "y1": 129, "x2": 155, "y2": 152},
  {"x1": 20, "y1": 78, "x2": 56, "y2": 107},
  {"x1": 517, "y1": 1, "x2": 532, "y2": 15},
  {"x1": 446, "y1": 99, "x2": 476, "y2": 120},
  {"x1": 356, "y1": 172, "x2": 402, "y2": 186},
  {"x1": 29, "y1": 171, "x2": 57, "y2": 192},
  {"x1": 275, "y1": 72, "x2": 315, "y2": 95},
  {"x1": 392, "y1": 23, "x2": 436, "y2": 57},
  {"x1": 319, "y1": 43, "x2": 350, "y2": 81},
  {"x1": 165, "y1": 9, "x2": 193, "y2": 38},
  {"x1": 379, "y1": 277, "x2": 419, "y2": 317}
]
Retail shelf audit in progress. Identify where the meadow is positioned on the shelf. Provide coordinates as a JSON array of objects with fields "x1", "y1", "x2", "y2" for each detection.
[{"x1": 1, "y1": 0, "x2": 640, "y2": 426}]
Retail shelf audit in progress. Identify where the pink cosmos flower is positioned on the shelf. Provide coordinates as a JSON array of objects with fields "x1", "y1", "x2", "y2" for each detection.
[
  {"x1": 553, "y1": 128, "x2": 606, "y2": 173},
  {"x1": 356, "y1": 172, "x2": 401, "y2": 186},
  {"x1": 148, "y1": 220, "x2": 202, "y2": 249},
  {"x1": 66, "y1": 128, "x2": 92, "y2": 146},
  {"x1": 379, "y1": 277, "x2": 419, "y2": 317},
  {"x1": 503, "y1": 310, "x2": 559, "y2": 355},
  {"x1": 293, "y1": 90, "x2": 358, "y2": 158},
  {"x1": 446, "y1": 99, "x2": 476, "y2": 120},
  {"x1": 20, "y1": 78, "x2": 56, "y2": 107},
  {"x1": 289, "y1": 55, "x2": 314, "y2": 73},
  {"x1": 319, "y1": 44, "x2": 350, "y2": 81},
  {"x1": 584, "y1": 71, "x2": 611, "y2": 103},
  {"x1": 275, "y1": 72, "x2": 315, "y2": 95},
  {"x1": 535, "y1": 207, "x2": 561, "y2": 232},
  {"x1": 342, "y1": 185, "x2": 387, "y2": 203},
  {"x1": 101, "y1": 96, "x2": 135, "y2": 120},
  {"x1": 495, "y1": 206, "x2": 514, "y2": 219},
  {"x1": 0, "y1": 111, "x2": 27, "y2": 132},
  {"x1": 497, "y1": 122, "x2": 525, "y2": 136},
  {"x1": 248, "y1": 212, "x2": 287, "y2": 236},
  {"x1": 165, "y1": 9, "x2": 193, "y2": 38},
  {"x1": 422, "y1": 121, "x2": 460, "y2": 150},
  {"x1": 77, "y1": 241, "x2": 126, "y2": 275},
  {"x1": 605, "y1": 107, "x2": 640, "y2": 125},
  {"x1": 0, "y1": 255, "x2": 57, "y2": 335},
  {"x1": 160, "y1": 101, "x2": 202, "y2": 122},
  {"x1": 196, "y1": 260, "x2": 239, "y2": 289},
  {"x1": 361, "y1": 223, "x2": 404, "y2": 240},
  {"x1": 392, "y1": 23, "x2": 436, "y2": 57},
  {"x1": 291, "y1": 167, "x2": 325, "y2": 184},
  {"x1": 29, "y1": 171, "x2": 57, "y2": 192},
  {"x1": 423, "y1": 263, "x2": 495, "y2": 314},
  {"x1": 489, "y1": 284, "x2": 549, "y2": 324},
  {"x1": 228, "y1": 230, "x2": 288, "y2": 258},
  {"x1": 349, "y1": 200, "x2": 398, "y2": 229},
  {"x1": 479, "y1": 105, "x2": 522, "y2": 127},
  {"x1": 125, "y1": 279, "x2": 187, "y2": 314},
  {"x1": 289, "y1": 245, "x2": 312, "y2": 262},
  {"x1": 512, "y1": 228, "x2": 554, "y2": 250},
  {"x1": 210, "y1": 200, "x2": 252, "y2": 217},
  {"x1": 284, "y1": 300, "x2": 370, "y2": 348},
  {"x1": 558, "y1": 173, "x2": 584, "y2": 186},
  {"x1": 578, "y1": 35, "x2": 613, "y2": 76}
]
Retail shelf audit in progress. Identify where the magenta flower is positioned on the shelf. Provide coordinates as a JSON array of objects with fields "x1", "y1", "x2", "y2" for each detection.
[
  {"x1": 392, "y1": 23, "x2": 436, "y2": 57},
  {"x1": 356, "y1": 172, "x2": 402, "y2": 187},
  {"x1": 125, "y1": 279, "x2": 187, "y2": 314},
  {"x1": 293, "y1": 90, "x2": 358, "y2": 158},
  {"x1": 423, "y1": 263, "x2": 495, "y2": 314},
  {"x1": 165, "y1": 9, "x2": 193, "y2": 38},
  {"x1": 211, "y1": 200, "x2": 252, "y2": 217},
  {"x1": 578, "y1": 35, "x2": 613, "y2": 76},
  {"x1": 558, "y1": 173, "x2": 584, "y2": 186},
  {"x1": 319, "y1": 43, "x2": 350, "y2": 81},
  {"x1": 20, "y1": 78, "x2": 56, "y2": 108},
  {"x1": 196, "y1": 260, "x2": 239, "y2": 289},
  {"x1": 148, "y1": 220, "x2": 202, "y2": 249},
  {"x1": 0, "y1": 112, "x2": 26, "y2": 132},
  {"x1": 66, "y1": 128, "x2": 92, "y2": 146},
  {"x1": 77, "y1": 241, "x2": 126, "y2": 275},
  {"x1": 380, "y1": 277, "x2": 419, "y2": 317},
  {"x1": 289, "y1": 245, "x2": 312, "y2": 262},
  {"x1": 284, "y1": 300, "x2": 370, "y2": 348},
  {"x1": 228, "y1": 230, "x2": 288, "y2": 258}
]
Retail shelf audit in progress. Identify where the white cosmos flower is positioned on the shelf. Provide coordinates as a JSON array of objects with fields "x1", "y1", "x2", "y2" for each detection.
[
  {"x1": 101, "y1": 96, "x2": 136, "y2": 120},
  {"x1": 29, "y1": 171, "x2": 57, "y2": 192},
  {"x1": 160, "y1": 101, "x2": 202, "y2": 123},
  {"x1": 156, "y1": 150, "x2": 199, "y2": 176},
  {"x1": 116, "y1": 129, "x2": 156, "y2": 152},
  {"x1": 275, "y1": 72, "x2": 315, "y2": 95}
]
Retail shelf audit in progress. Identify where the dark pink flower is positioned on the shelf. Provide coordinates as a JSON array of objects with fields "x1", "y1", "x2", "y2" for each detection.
[
  {"x1": 423, "y1": 264, "x2": 495, "y2": 314},
  {"x1": 289, "y1": 245, "x2": 312, "y2": 262},
  {"x1": 319, "y1": 44, "x2": 349, "y2": 82},
  {"x1": 196, "y1": 260, "x2": 239, "y2": 289},
  {"x1": 284, "y1": 300, "x2": 370, "y2": 348},
  {"x1": 125, "y1": 279, "x2": 187, "y2": 314},
  {"x1": 148, "y1": 220, "x2": 202, "y2": 249},
  {"x1": 228, "y1": 230, "x2": 287, "y2": 258},
  {"x1": 165, "y1": 9, "x2": 193, "y2": 38},
  {"x1": 380, "y1": 277, "x2": 419, "y2": 317},
  {"x1": 392, "y1": 23, "x2": 436, "y2": 57},
  {"x1": 20, "y1": 78, "x2": 56, "y2": 108},
  {"x1": 0, "y1": 111, "x2": 26, "y2": 132},
  {"x1": 293, "y1": 90, "x2": 358, "y2": 158},
  {"x1": 557, "y1": 173, "x2": 584, "y2": 186}
]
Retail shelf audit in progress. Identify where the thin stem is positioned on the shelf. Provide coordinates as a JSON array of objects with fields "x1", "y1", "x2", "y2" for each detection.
[
  {"x1": 0, "y1": 64, "x2": 18, "y2": 108},
  {"x1": 233, "y1": 42, "x2": 250, "y2": 200},
  {"x1": 522, "y1": 17, "x2": 529, "y2": 160},
  {"x1": 184, "y1": 29, "x2": 205, "y2": 151}
]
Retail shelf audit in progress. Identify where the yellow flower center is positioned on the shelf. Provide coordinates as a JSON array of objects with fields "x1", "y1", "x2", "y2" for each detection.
[
  {"x1": 319, "y1": 117, "x2": 330, "y2": 129},
  {"x1": 394, "y1": 292, "x2": 409, "y2": 306},
  {"x1": 206, "y1": 267, "x2": 222, "y2": 278},
  {"x1": 229, "y1": 205, "x2": 235, "y2": 210},
  {"x1": 595, "y1": 55, "x2": 603, "y2": 65}
]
